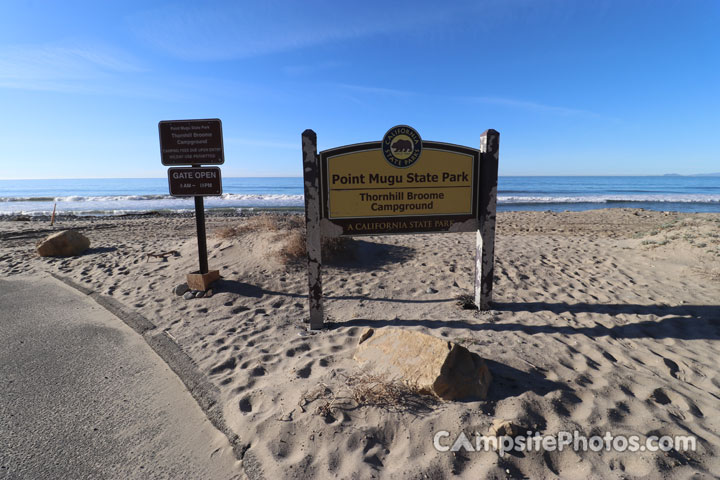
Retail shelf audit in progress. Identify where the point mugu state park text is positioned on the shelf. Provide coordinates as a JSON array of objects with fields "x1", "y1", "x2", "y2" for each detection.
[{"x1": 331, "y1": 171, "x2": 469, "y2": 186}]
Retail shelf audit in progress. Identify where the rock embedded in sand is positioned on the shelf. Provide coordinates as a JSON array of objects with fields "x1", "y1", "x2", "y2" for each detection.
[
  {"x1": 183, "y1": 291, "x2": 194, "y2": 300},
  {"x1": 173, "y1": 283, "x2": 189, "y2": 296},
  {"x1": 36, "y1": 230, "x2": 90, "y2": 257},
  {"x1": 488, "y1": 419, "x2": 522, "y2": 437},
  {"x1": 353, "y1": 327, "x2": 492, "y2": 400}
]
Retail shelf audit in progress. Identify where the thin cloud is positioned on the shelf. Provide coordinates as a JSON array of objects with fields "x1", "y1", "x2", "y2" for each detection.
[
  {"x1": 0, "y1": 44, "x2": 142, "y2": 81},
  {"x1": 462, "y1": 95, "x2": 622, "y2": 121},
  {"x1": 0, "y1": 43, "x2": 156, "y2": 96},
  {"x1": 129, "y1": 1, "x2": 462, "y2": 61},
  {"x1": 0, "y1": 44, "x2": 205, "y2": 101},
  {"x1": 331, "y1": 83, "x2": 618, "y2": 121}
]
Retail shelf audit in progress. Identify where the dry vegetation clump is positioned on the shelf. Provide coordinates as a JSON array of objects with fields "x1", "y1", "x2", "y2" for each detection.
[
  {"x1": 214, "y1": 213, "x2": 354, "y2": 265},
  {"x1": 278, "y1": 230, "x2": 306, "y2": 263},
  {"x1": 215, "y1": 226, "x2": 240, "y2": 239},
  {"x1": 637, "y1": 215, "x2": 720, "y2": 256},
  {"x1": 278, "y1": 231, "x2": 354, "y2": 265},
  {"x1": 346, "y1": 373, "x2": 431, "y2": 410},
  {"x1": 215, "y1": 214, "x2": 303, "y2": 238},
  {"x1": 298, "y1": 372, "x2": 435, "y2": 418},
  {"x1": 456, "y1": 294, "x2": 477, "y2": 310}
]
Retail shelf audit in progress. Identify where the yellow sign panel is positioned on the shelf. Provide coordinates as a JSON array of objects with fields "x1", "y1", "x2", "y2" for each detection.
[{"x1": 326, "y1": 147, "x2": 474, "y2": 219}]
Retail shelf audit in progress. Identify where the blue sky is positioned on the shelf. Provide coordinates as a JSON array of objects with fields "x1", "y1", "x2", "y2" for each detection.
[{"x1": 0, "y1": 0, "x2": 718, "y2": 179}]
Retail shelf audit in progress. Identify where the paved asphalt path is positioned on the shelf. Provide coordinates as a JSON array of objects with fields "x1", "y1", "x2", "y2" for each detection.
[{"x1": 0, "y1": 276, "x2": 242, "y2": 479}]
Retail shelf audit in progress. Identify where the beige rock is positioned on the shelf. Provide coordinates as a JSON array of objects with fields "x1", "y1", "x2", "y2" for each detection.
[
  {"x1": 353, "y1": 327, "x2": 492, "y2": 400},
  {"x1": 488, "y1": 419, "x2": 522, "y2": 437},
  {"x1": 36, "y1": 230, "x2": 90, "y2": 257}
]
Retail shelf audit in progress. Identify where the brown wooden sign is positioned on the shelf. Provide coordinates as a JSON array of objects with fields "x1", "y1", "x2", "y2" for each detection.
[
  {"x1": 159, "y1": 119, "x2": 224, "y2": 165},
  {"x1": 168, "y1": 167, "x2": 222, "y2": 196}
]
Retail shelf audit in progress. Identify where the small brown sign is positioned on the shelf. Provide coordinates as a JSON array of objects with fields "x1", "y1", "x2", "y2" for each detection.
[
  {"x1": 168, "y1": 167, "x2": 222, "y2": 196},
  {"x1": 159, "y1": 119, "x2": 224, "y2": 165}
]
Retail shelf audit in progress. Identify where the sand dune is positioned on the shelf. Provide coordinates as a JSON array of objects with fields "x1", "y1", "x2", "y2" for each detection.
[{"x1": 1, "y1": 209, "x2": 719, "y2": 479}]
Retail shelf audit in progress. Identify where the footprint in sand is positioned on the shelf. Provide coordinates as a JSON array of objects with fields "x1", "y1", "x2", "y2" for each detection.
[
  {"x1": 250, "y1": 365, "x2": 266, "y2": 377},
  {"x1": 209, "y1": 356, "x2": 237, "y2": 375},
  {"x1": 662, "y1": 357, "x2": 680, "y2": 379},
  {"x1": 607, "y1": 401, "x2": 630, "y2": 423},
  {"x1": 239, "y1": 396, "x2": 253, "y2": 413},
  {"x1": 601, "y1": 350, "x2": 618, "y2": 363},
  {"x1": 295, "y1": 361, "x2": 313, "y2": 379},
  {"x1": 650, "y1": 387, "x2": 671, "y2": 405},
  {"x1": 286, "y1": 342, "x2": 311, "y2": 357},
  {"x1": 570, "y1": 391, "x2": 596, "y2": 422}
]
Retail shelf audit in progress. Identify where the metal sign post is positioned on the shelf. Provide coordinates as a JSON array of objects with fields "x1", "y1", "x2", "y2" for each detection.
[
  {"x1": 159, "y1": 119, "x2": 225, "y2": 291},
  {"x1": 194, "y1": 195, "x2": 209, "y2": 274}
]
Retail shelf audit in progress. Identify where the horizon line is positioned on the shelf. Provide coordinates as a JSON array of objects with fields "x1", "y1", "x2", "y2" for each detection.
[{"x1": 1, "y1": 174, "x2": 719, "y2": 181}]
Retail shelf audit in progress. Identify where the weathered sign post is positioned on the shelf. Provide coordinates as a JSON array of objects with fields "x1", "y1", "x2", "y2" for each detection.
[
  {"x1": 302, "y1": 125, "x2": 499, "y2": 329},
  {"x1": 159, "y1": 118, "x2": 225, "y2": 291}
]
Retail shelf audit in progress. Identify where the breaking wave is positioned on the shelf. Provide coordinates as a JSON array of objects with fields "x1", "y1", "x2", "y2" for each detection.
[{"x1": 498, "y1": 194, "x2": 720, "y2": 204}]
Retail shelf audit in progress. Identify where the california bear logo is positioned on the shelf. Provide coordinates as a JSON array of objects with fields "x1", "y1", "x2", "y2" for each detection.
[
  {"x1": 382, "y1": 125, "x2": 422, "y2": 168},
  {"x1": 391, "y1": 138, "x2": 412, "y2": 152}
]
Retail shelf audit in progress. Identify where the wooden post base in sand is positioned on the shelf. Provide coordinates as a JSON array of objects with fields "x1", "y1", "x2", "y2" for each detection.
[{"x1": 186, "y1": 270, "x2": 220, "y2": 291}]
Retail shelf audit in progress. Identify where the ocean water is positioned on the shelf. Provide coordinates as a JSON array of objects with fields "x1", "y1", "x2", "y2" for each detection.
[{"x1": 0, "y1": 176, "x2": 719, "y2": 216}]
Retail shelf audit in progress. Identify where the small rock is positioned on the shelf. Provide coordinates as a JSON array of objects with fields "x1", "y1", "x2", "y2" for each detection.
[
  {"x1": 173, "y1": 283, "x2": 189, "y2": 296},
  {"x1": 205, "y1": 289, "x2": 213, "y2": 298},
  {"x1": 183, "y1": 292, "x2": 194, "y2": 300},
  {"x1": 195, "y1": 291, "x2": 205, "y2": 298},
  {"x1": 488, "y1": 419, "x2": 522, "y2": 437},
  {"x1": 426, "y1": 287, "x2": 438, "y2": 294}
]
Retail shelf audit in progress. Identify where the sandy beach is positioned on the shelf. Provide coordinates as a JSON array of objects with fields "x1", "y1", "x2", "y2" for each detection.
[{"x1": 1, "y1": 208, "x2": 719, "y2": 479}]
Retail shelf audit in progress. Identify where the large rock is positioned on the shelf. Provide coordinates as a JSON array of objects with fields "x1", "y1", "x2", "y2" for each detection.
[
  {"x1": 36, "y1": 230, "x2": 90, "y2": 257},
  {"x1": 353, "y1": 328, "x2": 492, "y2": 400}
]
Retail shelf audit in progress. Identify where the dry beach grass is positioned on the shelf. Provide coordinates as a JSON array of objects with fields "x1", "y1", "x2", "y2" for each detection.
[{"x1": 1, "y1": 208, "x2": 719, "y2": 479}]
